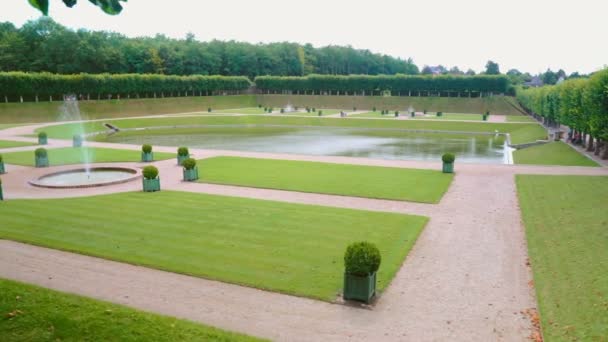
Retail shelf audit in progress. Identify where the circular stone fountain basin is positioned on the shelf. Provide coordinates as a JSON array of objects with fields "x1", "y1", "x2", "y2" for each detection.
[{"x1": 29, "y1": 167, "x2": 140, "y2": 189}]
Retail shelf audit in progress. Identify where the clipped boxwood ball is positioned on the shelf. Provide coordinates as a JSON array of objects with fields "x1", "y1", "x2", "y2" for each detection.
[
  {"x1": 344, "y1": 241, "x2": 381, "y2": 276},
  {"x1": 38, "y1": 131, "x2": 47, "y2": 139},
  {"x1": 177, "y1": 147, "x2": 189, "y2": 156},
  {"x1": 35, "y1": 148, "x2": 47, "y2": 158},
  {"x1": 182, "y1": 158, "x2": 197, "y2": 170},
  {"x1": 142, "y1": 144, "x2": 153, "y2": 153},
  {"x1": 442, "y1": 153, "x2": 455, "y2": 163},
  {"x1": 142, "y1": 165, "x2": 159, "y2": 179}
]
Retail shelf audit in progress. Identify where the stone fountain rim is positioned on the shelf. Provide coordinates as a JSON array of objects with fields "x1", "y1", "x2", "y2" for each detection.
[{"x1": 28, "y1": 166, "x2": 140, "y2": 189}]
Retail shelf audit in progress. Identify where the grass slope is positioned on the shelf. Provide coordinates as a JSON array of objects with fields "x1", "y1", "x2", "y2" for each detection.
[
  {"x1": 257, "y1": 94, "x2": 526, "y2": 115},
  {"x1": 1, "y1": 147, "x2": 174, "y2": 166},
  {"x1": 506, "y1": 115, "x2": 537, "y2": 122},
  {"x1": 0, "y1": 191, "x2": 427, "y2": 301},
  {"x1": 39, "y1": 115, "x2": 547, "y2": 144},
  {"x1": 0, "y1": 278, "x2": 262, "y2": 342},
  {"x1": 513, "y1": 142, "x2": 598, "y2": 166},
  {"x1": 0, "y1": 140, "x2": 36, "y2": 149},
  {"x1": 198, "y1": 156, "x2": 453, "y2": 203},
  {"x1": 0, "y1": 95, "x2": 256, "y2": 123},
  {"x1": 516, "y1": 175, "x2": 608, "y2": 341}
]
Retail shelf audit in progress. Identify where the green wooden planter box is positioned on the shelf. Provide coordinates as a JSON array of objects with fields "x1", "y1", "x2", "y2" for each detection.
[
  {"x1": 0, "y1": 162, "x2": 5, "y2": 174},
  {"x1": 442, "y1": 162, "x2": 454, "y2": 173},
  {"x1": 343, "y1": 272, "x2": 376, "y2": 303},
  {"x1": 183, "y1": 167, "x2": 199, "y2": 182},
  {"x1": 73, "y1": 136, "x2": 83, "y2": 147},
  {"x1": 410, "y1": 112, "x2": 415, "y2": 117},
  {"x1": 141, "y1": 152, "x2": 154, "y2": 162},
  {"x1": 0, "y1": 185, "x2": 3, "y2": 201},
  {"x1": 143, "y1": 177, "x2": 160, "y2": 192},
  {"x1": 35, "y1": 156, "x2": 49, "y2": 168},
  {"x1": 38, "y1": 136, "x2": 47, "y2": 145},
  {"x1": 177, "y1": 154, "x2": 189, "y2": 166}
]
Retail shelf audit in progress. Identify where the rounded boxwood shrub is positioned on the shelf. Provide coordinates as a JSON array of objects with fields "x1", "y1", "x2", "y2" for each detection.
[
  {"x1": 344, "y1": 242, "x2": 381, "y2": 276},
  {"x1": 280, "y1": 108, "x2": 285, "y2": 113},
  {"x1": 182, "y1": 158, "x2": 197, "y2": 170},
  {"x1": 442, "y1": 153, "x2": 455, "y2": 163},
  {"x1": 142, "y1": 144, "x2": 152, "y2": 153},
  {"x1": 35, "y1": 148, "x2": 47, "y2": 158},
  {"x1": 318, "y1": 110, "x2": 323, "y2": 115},
  {"x1": 372, "y1": 106, "x2": 376, "y2": 112},
  {"x1": 142, "y1": 165, "x2": 159, "y2": 179},
  {"x1": 177, "y1": 147, "x2": 189, "y2": 156}
]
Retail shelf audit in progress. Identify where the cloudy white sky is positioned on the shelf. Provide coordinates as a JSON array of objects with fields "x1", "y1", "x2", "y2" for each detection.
[{"x1": 2, "y1": 0, "x2": 607, "y2": 74}]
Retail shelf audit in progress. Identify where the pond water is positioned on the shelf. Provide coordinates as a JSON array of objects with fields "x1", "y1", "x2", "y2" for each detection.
[{"x1": 105, "y1": 126, "x2": 512, "y2": 164}]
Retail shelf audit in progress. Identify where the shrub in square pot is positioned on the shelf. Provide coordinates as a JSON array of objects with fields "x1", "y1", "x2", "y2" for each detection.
[
  {"x1": 142, "y1": 165, "x2": 160, "y2": 192},
  {"x1": 318, "y1": 110, "x2": 323, "y2": 116},
  {"x1": 73, "y1": 134, "x2": 83, "y2": 147},
  {"x1": 34, "y1": 148, "x2": 49, "y2": 168},
  {"x1": 177, "y1": 147, "x2": 189, "y2": 165},
  {"x1": 411, "y1": 111, "x2": 415, "y2": 117},
  {"x1": 182, "y1": 158, "x2": 199, "y2": 182},
  {"x1": 208, "y1": 107, "x2": 212, "y2": 113},
  {"x1": 442, "y1": 153, "x2": 455, "y2": 173},
  {"x1": 394, "y1": 111, "x2": 399, "y2": 117},
  {"x1": 141, "y1": 144, "x2": 154, "y2": 162},
  {"x1": 38, "y1": 131, "x2": 48, "y2": 145},
  {"x1": 0, "y1": 154, "x2": 5, "y2": 174},
  {"x1": 437, "y1": 111, "x2": 443, "y2": 117},
  {"x1": 0, "y1": 176, "x2": 3, "y2": 201},
  {"x1": 343, "y1": 241, "x2": 381, "y2": 303}
]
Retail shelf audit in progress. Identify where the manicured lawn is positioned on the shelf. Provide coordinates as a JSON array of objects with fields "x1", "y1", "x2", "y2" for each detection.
[
  {"x1": 0, "y1": 191, "x2": 428, "y2": 301},
  {"x1": 350, "y1": 112, "x2": 398, "y2": 119},
  {"x1": 516, "y1": 175, "x2": 608, "y2": 341},
  {"x1": 1, "y1": 147, "x2": 174, "y2": 166},
  {"x1": 506, "y1": 115, "x2": 537, "y2": 122},
  {"x1": 197, "y1": 156, "x2": 453, "y2": 203},
  {"x1": 0, "y1": 278, "x2": 262, "y2": 342},
  {"x1": 513, "y1": 142, "x2": 598, "y2": 166},
  {"x1": 509, "y1": 124, "x2": 547, "y2": 145},
  {"x1": 412, "y1": 113, "x2": 483, "y2": 121},
  {"x1": 0, "y1": 140, "x2": 36, "y2": 149},
  {"x1": 39, "y1": 115, "x2": 547, "y2": 144},
  {"x1": 215, "y1": 107, "x2": 268, "y2": 114}
]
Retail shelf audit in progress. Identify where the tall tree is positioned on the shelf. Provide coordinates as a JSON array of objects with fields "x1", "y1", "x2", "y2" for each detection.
[{"x1": 485, "y1": 60, "x2": 500, "y2": 75}]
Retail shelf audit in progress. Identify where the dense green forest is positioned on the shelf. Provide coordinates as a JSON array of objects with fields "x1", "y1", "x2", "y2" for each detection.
[
  {"x1": 0, "y1": 18, "x2": 418, "y2": 78},
  {"x1": 517, "y1": 68, "x2": 608, "y2": 158},
  {"x1": 255, "y1": 75, "x2": 511, "y2": 96}
]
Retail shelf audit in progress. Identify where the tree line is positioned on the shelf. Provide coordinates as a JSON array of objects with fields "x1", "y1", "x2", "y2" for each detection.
[
  {"x1": 0, "y1": 18, "x2": 418, "y2": 78},
  {"x1": 0, "y1": 72, "x2": 251, "y2": 102},
  {"x1": 255, "y1": 75, "x2": 511, "y2": 96},
  {"x1": 516, "y1": 68, "x2": 608, "y2": 159}
]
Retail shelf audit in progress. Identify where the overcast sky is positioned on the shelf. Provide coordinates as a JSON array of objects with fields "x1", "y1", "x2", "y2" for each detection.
[{"x1": 2, "y1": 0, "x2": 607, "y2": 74}]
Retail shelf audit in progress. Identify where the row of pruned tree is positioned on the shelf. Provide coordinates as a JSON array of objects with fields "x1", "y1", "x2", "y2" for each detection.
[
  {"x1": 0, "y1": 72, "x2": 252, "y2": 102},
  {"x1": 254, "y1": 75, "x2": 511, "y2": 96},
  {"x1": 516, "y1": 68, "x2": 608, "y2": 159}
]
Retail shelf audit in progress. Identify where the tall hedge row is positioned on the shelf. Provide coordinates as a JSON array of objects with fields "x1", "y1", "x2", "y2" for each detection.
[
  {"x1": 516, "y1": 68, "x2": 608, "y2": 158},
  {"x1": 254, "y1": 74, "x2": 510, "y2": 94},
  {"x1": 0, "y1": 72, "x2": 252, "y2": 101}
]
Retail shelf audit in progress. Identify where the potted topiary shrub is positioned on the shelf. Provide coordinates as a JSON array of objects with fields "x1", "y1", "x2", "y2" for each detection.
[
  {"x1": 318, "y1": 110, "x2": 323, "y2": 116},
  {"x1": 34, "y1": 148, "x2": 49, "y2": 168},
  {"x1": 436, "y1": 111, "x2": 443, "y2": 117},
  {"x1": 411, "y1": 111, "x2": 415, "y2": 117},
  {"x1": 208, "y1": 107, "x2": 212, "y2": 113},
  {"x1": 372, "y1": 106, "x2": 376, "y2": 112},
  {"x1": 280, "y1": 108, "x2": 285, "y2": 113},
  {"x1": 394, "y1": 111, "x2": 399, "y2": 117},
  {"x1": 38, "y1": 131, "x2": 48, "y2": 145},
  {"x1": 177, "y1": 147, "x2": 189, "y2": 165},
  {"x1": 73, "y1": 134, "x2": 83, "y2": 147},
  {"x1": 0, "y1": 176, "x2": 3, "y2": 201},
  {"x1": 0, "y1": 154, "x2": 5, "y2": 174},
  {"x1": 142, "y1": 165, "x2": 160, "y2": 192},
  {"x1": 343, "y1": 241, "x2": 381, "y2": 303},
  {"x1": 141, "y1": 144, "x2": 153, "y2": 162},
  {"x1": 442, "y1": 153, "x2": 455, "y2": 173},
  {"x1": 306, "y1": 107, "x2": 311, "y2": 113},
  {"x1": 182, "y1": 158, "x2": 199, "y2": 182},
  {"x1": 353, "y1": 107, "x2": 357, "y2": 111}
]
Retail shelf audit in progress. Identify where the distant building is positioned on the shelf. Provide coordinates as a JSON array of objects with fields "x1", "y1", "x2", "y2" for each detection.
[{"x1": 524, "y1": 76, "x2": 544, "y2": 87}]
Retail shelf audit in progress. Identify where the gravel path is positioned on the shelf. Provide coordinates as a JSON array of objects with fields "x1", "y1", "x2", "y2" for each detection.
[{"x1": 1, "y1": 119, "x2": 607, "y2": 341}]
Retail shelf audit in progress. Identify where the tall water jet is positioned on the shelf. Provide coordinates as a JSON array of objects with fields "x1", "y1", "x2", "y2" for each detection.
[{"x1": 59, "y1": 94, "x2": 93, "y2": 174}]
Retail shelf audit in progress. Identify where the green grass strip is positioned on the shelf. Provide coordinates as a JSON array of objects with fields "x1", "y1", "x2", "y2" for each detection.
[
  {"x1": 0, "y1": 278, "x2": 262, "y2": 341},
  {"x1": 0, "y1": 140, "x2": 36, "y2": 149},
  {"x1": 198, "y1": 156, "x2": 453, "y2": 203},
  {"x1": 0, "y1": 191, "x2": 427, "y2": 301},
  {"x1": 1, "y1": 147, "x2": 175, "y2": 166},
  {"x1": 516, "y1": 175, "x2": 608, "y2": 341},
  {"x1": 513, "y1": 142, "x2": 598, "y2": 166}
]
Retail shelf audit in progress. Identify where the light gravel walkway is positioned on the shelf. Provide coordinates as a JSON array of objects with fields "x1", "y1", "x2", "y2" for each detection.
[{"x1": 0, "y1": 119, "x2": 607, "y2": 341}]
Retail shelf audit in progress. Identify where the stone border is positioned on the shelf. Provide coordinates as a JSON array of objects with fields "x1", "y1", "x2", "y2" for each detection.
[{"x1": 28, "y1": 166, "x2": 140, "y2": 189}]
